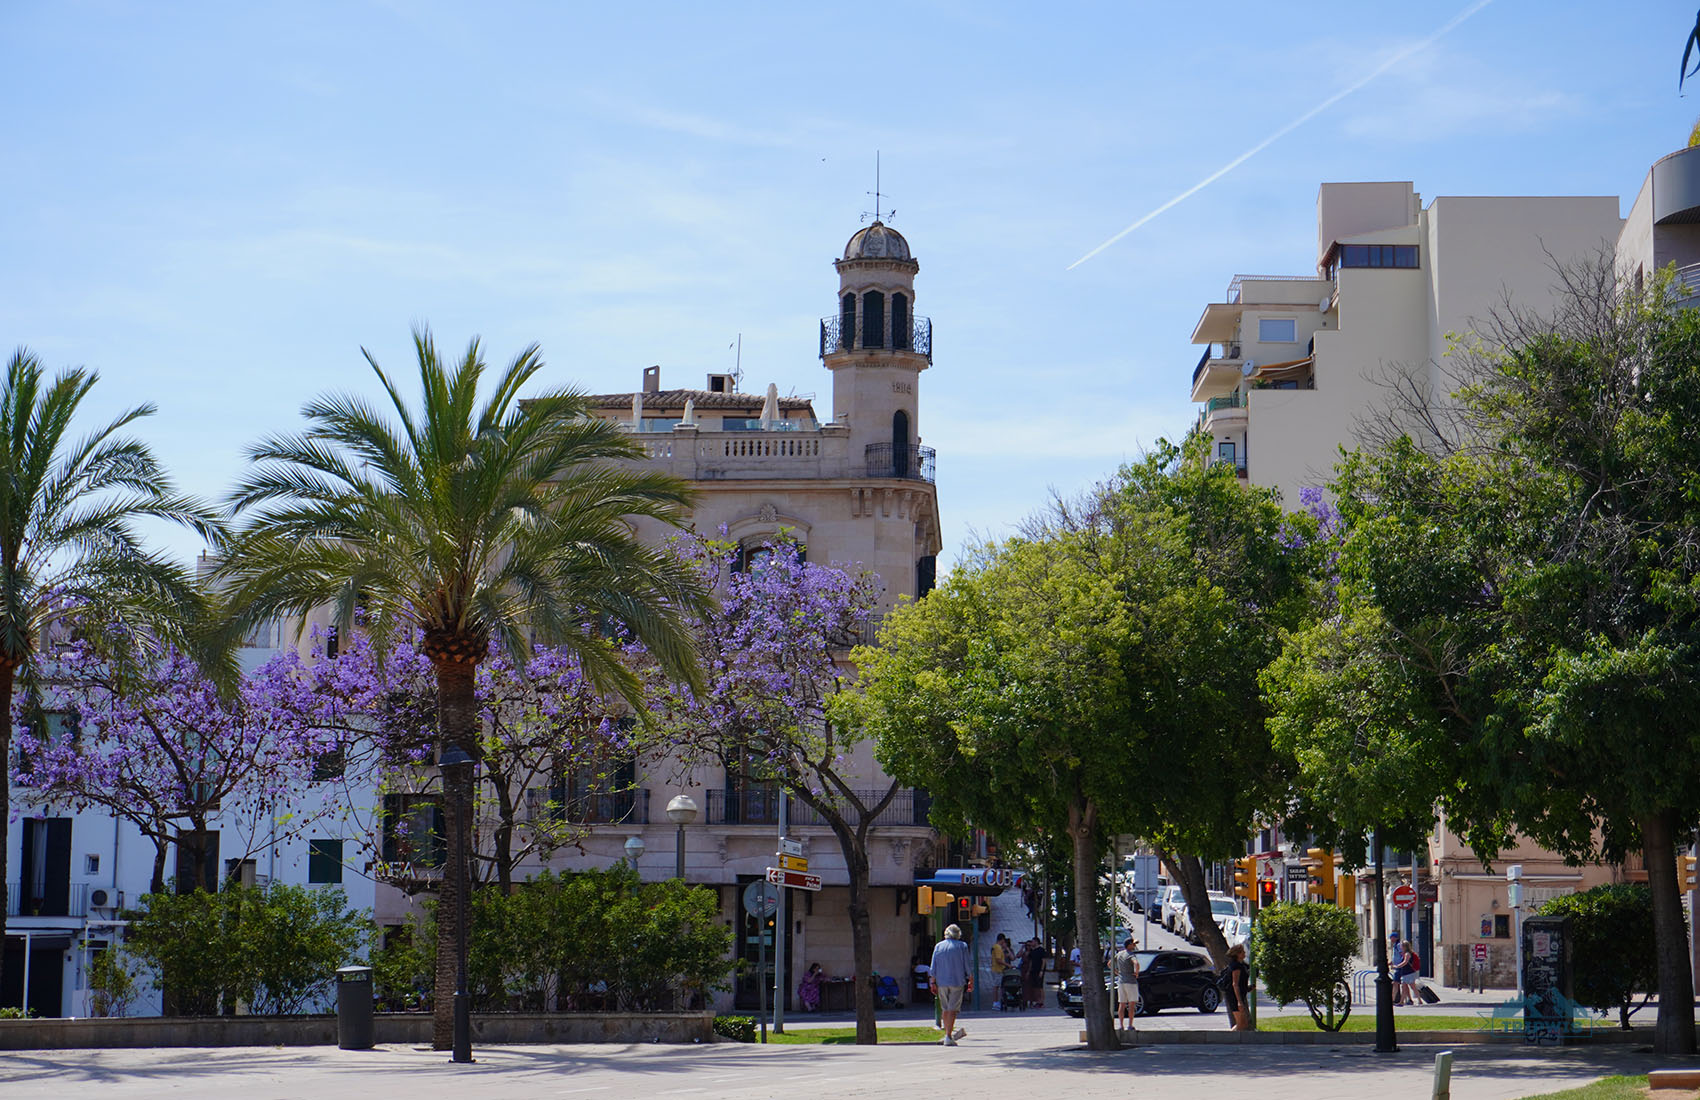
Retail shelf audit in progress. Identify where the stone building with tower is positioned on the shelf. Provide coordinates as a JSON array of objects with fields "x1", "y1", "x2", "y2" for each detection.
[{"x1": 373, "y1": 219, "x2": 949, "y2": 1013}]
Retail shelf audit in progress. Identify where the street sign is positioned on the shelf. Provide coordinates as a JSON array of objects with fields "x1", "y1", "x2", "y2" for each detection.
[
  {"x1": 1391, "y1": 884, "x2": 1417, "y2": 911},
  {"x1": 1416, "y1": 881, "x2": 1438, "y2": 905},
  {"x1": 743, "y1": 879, "x2": 780, "y2": 918},
  {"x1": 765, "y1": 866, "x2": 823, "y2": 892},
  {"x1": 779, "y1": 854, "x2": 810, "y2": 873},
  {"x1": 779, "y1": 838, "x2": 804, "y2": 858},
  {"x1": 1473, "y1": 943, "x2": 1488, "y2": 963}
]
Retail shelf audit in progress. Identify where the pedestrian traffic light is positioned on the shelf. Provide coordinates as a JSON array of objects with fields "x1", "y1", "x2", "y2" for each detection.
[
  {"x1": 1233, "y1": 857, "x2": 1258, "y2": 905},
  {"x1": 1336, "y1": 873, "x2": 1356, "y2": 911},
  {"x1": 1304, "y1": 848, "x2": 1337, "y2": 904},
  {"x1": 958, "y1": 895, "x2": 972, "y2": 915},
  {"x1": 1258, "y1": 879, "x2": 1276, "y2": 908},
  {"x1": 1682, "y1": 855, "x2": 1697, "y2": 892},
  {"x1": 917, "y1": 886, "x2": 934, "y2": 914}
]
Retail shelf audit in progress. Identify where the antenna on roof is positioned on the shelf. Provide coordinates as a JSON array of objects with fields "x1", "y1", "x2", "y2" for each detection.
[
  {"x1": 862, "y1": 151, "x2": 889, "y2": 223},
  {"x1": 733, "y1": 333, "x2": 743, "y2": 390}
]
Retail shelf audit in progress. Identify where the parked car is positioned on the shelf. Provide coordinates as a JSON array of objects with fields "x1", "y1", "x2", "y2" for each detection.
[
  {"x1": 1157, "y1": 885, "x2": 1186, "y2": 933},
  {"x1": 1220, "y1": 915, "x2": 1249, "y2": 950},
  {"x1": 1057, "y1": 949, "x2": 1221, "y2": 1017},
  {"x1": 1178, "y1": 896, "x2": 1241, "y2": 945}
]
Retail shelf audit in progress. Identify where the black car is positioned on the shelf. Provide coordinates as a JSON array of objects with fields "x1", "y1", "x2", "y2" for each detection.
[{"x1": 1058, "y1": 950, "x2": 1221, "y2": 1018}]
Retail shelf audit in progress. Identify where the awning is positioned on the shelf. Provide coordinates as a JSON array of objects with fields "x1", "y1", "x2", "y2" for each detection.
[{"x1": 913, "y1": 868, "x2": 1027, "y2": 897}]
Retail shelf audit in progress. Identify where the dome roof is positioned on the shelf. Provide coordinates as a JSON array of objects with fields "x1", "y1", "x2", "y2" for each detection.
[{"x1": 842, "y1": 221, "x2": 911, "y2": 261}]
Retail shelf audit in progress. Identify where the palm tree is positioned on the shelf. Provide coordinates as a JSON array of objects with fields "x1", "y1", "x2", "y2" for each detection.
[
  {"x1": 0, "y1": 348, "x2": 219, "y2": 998},
  {"x1": 216, "y1": 327, "x2": 709, "y2": 1051}
]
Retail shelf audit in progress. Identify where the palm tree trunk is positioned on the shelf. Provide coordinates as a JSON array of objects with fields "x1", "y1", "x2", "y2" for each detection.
[
  {"x1": 433, "y1": 659, "x2": 480, "y2": 1052},
  {"x1": 0, "y1": 661, "x2": 12, "y2": 998}
]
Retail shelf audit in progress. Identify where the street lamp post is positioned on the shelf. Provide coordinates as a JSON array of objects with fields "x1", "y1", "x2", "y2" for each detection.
[
  {"x1": 439, "y1": 744, "x2": 476, "y2": 1065},
  {"x1": 666, "y1": 794, "x2": 699, "y2": 880},
  {"x1": 624, "y1": 834, "x2": 646, "y2": 866},
  {"x1": 1372, "y1": 832, "x2": 1398, "y2": 1054}
]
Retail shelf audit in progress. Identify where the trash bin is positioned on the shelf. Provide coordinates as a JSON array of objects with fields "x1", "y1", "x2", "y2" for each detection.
[{"x1": 336, "y1": 965, "x2": 374, "y2": 1050}]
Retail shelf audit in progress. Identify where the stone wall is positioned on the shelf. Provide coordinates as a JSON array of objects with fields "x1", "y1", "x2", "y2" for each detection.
[{"x1": 0, "y1": 1011, "x2": 713, "y2": 1050}]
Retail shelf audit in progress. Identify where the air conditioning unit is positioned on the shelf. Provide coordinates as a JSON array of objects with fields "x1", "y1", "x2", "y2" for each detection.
[{"x1": 89, "y1": 888, "x2": 113, "y2": 910}]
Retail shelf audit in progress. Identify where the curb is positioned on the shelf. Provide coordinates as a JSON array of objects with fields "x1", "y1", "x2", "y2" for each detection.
[{"x1": 1083, "y1": 1028, "x2": 1647, "y2": 1047}]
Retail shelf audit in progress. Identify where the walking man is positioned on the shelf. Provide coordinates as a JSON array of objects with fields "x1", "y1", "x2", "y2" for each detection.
[
  {"x1": 1114, "y1": 936, "x2": 1141, "y2": 1029},
  {"x1": 929, "y1": 923, "x2": 973, "y2": 1046}
]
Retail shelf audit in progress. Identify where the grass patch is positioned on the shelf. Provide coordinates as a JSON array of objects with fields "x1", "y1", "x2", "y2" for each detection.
[
  {"x1": 764, "y1": 1026, "x2": 946, "y2": 1045},
  {"x1": 1257, "y1": 1014, "x2": 1494, "y2": 1033},
  {"x1": 1517, "y1": 1075, "x2": 1648, "y2": 1100}
]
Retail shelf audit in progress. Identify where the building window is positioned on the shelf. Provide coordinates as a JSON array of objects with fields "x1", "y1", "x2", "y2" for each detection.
[
  {"x1": 862, "y1": 291, "x2": 885, "y2": 349},
  {"x1": 381, "y1": 794, "x2": 445, "y2": 867},
  {"x1": 840, "y1": 293, "x2": 856, "y2": 350},
  {"x1": 312, "y1": 745, "x2": 347, "y2": 782},
  {"x1": 85, "y1": 854, "x2": 100, "y2": 875},
  {"x1": 916, "y1": 555, "x2": 936, "y2": 598},
  {"x1": 309, "y1": 839, "x2": 344, "y2": 884},
  {"x1": 1338, "y1": 244, "x2": 1419, "y2": 269},
  {"x1": 892, "y1": 292, "x2": 909, "y2": 350},
  {"x1": 175, "y1": 830, "x2": 220, "y2": 894},
  {"x1": 1257, "y1": 318, "x2": 1297, "y2": 343},
  {"x1": 1494, "y1": 914, "x2": 1511, "y2": 939}
]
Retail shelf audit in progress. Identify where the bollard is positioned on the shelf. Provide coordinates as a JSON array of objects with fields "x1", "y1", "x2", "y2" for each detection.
[
  {"x1": 337, "y1": 965, "x2": 374, "y2": 1050},
  {"x1": 1431, "y1": 1049, "x2": 1453, "y2": 1100}
]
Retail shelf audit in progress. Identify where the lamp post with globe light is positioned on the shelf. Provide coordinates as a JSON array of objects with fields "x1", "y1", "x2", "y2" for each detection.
[
  {"x1": 623, "y1": 834, "x2": 645, "y2": 867},
  {"x1": 666, "y1": 795, "x2": 699, "y2": 880}
]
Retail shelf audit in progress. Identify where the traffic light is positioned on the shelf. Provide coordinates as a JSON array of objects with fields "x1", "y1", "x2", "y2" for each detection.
[
  {"x1": 1336, "y1": 873, "x2": 1356, "y2": 911},
  {"x1": 1258, "y1": 879, "x2": 1276, "y2": 909},
  {"x1": 958, "y1": 895, "x2": 972, "y2": 916},
  {"x1": 935, "y1": 890, "x2": 956, "y2": 911},
  {"x1": 1233, "y1": 856, "x2": 1258, "y2": 905},
  {"x1": 1682, "y1": 855, "x2": 1697, "y2": 892},
  {"x1": 918, "y1": 886, "x2": 934, "y2": 915},
  {"x1": 1304, "y1": 848, "x2": 1337, "y2": 904}
]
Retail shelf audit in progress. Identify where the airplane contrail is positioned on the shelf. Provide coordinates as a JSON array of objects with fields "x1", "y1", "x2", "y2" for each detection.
[{"x1": 1066, "y1": 0, "x2": 1496, "y2": 271}]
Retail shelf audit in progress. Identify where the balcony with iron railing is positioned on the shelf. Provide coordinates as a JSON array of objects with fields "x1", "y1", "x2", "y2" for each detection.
[
  {"x1": 705, "y1": 787, "x2": 932, "y2": 828},
  {"x1": 1191, "y1": 343, "x2": 1244, "y2": 400},
  {"x1": 820, "y1": 315, "x2": 934, "y2": 363},
  {"x1": 863, "y1": 442, "x2": 936, "y2": 483},
  {"x1": 6, "y1": 881, "x2": 91, "y2": 918}
]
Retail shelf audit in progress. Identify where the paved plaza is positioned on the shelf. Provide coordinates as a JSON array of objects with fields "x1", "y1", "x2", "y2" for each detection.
[{"x1": 0, "y1": 1006, "x2": 1675, "y2": 1100}]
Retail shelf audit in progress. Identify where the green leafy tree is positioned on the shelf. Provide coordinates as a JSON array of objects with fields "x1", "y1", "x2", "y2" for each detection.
[
  {"x1": 214, "y1": 328, "x2": 710, "y2": 1048},
  {"x1": 125, "y1": 884, "x2": 367, "y2": 1016},
  {"x1": 861, "y1": 440, "x2": 1311, "y2": 1049},
  {"x1": 0, "y1": 348, "x2": 220, "y2": 994},
  {"x1": 1297, "y1": 261, "x2": 1700, "y2": 1054},
  {"x1": 1252, "y1": 902, "x2": 1359, "y2": 1031},
  {"x1": 86, "y1": 944, "x2": 138, "y2": 1017},
  {"x1": 1539, "y1": 885, "x2": 1658, "y2": 1030}
]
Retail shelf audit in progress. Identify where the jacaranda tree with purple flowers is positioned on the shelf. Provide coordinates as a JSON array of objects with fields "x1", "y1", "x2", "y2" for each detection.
[
  {"x1": 652, "y1": 534, "x2": 889, "y2": 1044},
  {"x1": 14, "y1": 640, "x2": 352, "y2": 894}
]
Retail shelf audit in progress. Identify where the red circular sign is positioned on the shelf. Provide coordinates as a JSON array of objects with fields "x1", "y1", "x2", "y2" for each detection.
[{"x1": 1391, "y1": 884, "x2": 1417, "y2": 911}]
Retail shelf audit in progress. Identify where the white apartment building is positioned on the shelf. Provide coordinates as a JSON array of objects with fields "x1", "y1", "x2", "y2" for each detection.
[
  {"x1": 3, "y1": 636, "x2": 379, "y2": 1019},
  {"x1": 1191, "y1": 182, "x2": 1621, "y2": 502}
]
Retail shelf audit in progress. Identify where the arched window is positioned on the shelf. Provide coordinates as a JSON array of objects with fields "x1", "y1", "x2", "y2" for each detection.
[
  {"x1": 862, "y1": 291, "x2": 885, "y2": 349},
  {"x1": 892, "y1": 409, "x2": 910, "y2": 478},
  {"x1": 892, "y1": 293, "x2": 909, "y2": 350},
  {"x1": 840, "y1": 293, "x2": 856, "y2": 352}
]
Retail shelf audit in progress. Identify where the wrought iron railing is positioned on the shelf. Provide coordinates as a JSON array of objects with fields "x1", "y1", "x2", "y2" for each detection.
[
  {"x1": 704, "y1": 788, "x2": 932, "y2": 827},
  {"x1": 1191, "y1": 345, "x2": 1243, "y2": 389},
  {"x1": 1226, "y1": 274, "x2": 1320, "y2": 304},
  {"x1": 563, "y1": 788, "x2": 650, "y2": 825},
  {"x1": 706, "y1": 787, "x2": 782, "y2": 826},
  {"x1": 820, "y1": 315, "x2": 934, "y2": 363},
  {"x1": 1205, "y1": 393, "x2": 1243, "y2": 412},
  {"x1": 864, "y1": 442, "x2": 936, "y2": 482}
]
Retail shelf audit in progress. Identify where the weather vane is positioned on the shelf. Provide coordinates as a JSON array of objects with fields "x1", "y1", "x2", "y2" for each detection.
[{"x1": 861, "y1": 152, "x2": 894, "y2": 223}]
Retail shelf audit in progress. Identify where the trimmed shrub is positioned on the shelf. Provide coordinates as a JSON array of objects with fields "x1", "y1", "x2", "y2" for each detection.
[
  {"x1": 713, "y1": 1015, "x2": 756, "y2": 1042},
  {"x1": 1252, "y1": 901, "x2": 1359, "y2": 1031}
]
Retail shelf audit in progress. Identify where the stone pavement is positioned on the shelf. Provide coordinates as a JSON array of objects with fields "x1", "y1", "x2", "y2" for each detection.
[{"x1": 0, "y1": 1008, "x2": 1670, "y2": 1100}]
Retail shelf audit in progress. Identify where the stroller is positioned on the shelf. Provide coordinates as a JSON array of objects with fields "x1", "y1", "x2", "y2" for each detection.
[
  {"x1": 875, "y1": 973, "x2": 902, "y2": 1008},
  {"x1": 999, "y1": 971, "x2": 1026, "y2": 1011}
]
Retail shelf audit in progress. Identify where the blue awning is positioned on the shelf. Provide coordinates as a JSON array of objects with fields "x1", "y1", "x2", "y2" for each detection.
[{"x1": 913, "y1": 868, "x2": 1027, "y2": 896}]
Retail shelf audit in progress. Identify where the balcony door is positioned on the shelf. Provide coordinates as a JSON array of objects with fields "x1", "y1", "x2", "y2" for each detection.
[{"x1": 21, "y1": 818, "x2": 71, "y2": 916}]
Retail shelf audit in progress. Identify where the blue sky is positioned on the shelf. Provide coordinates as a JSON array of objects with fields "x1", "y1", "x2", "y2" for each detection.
[{"x1": 4, "y1": 1, "x2": 1696, "y2": 570}]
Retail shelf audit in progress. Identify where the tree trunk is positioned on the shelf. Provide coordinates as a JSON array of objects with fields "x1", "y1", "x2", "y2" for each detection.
[
  {"x1": 1160, "y1": 851, "x2": 1231, "y2": 969},
  {"x1": 149, "y1": 840, "x2": 169, "y2": 897},
  {"x1": 1071, "y1": 798, "x2": 1116, "y2": 1049},
  {"x1": 1642, "y1": 810, "x2": 1696, "y2": 1055},
  {"x1": 845, "y1": 833, "x2": 877, "y2": 1045},
  {"x1": 494, "y1": 780, "x2": 515, "y2": 894},
  {"x1": 432, "y1": 659, "x2": 480, "y2": 1052},
  {"x1": 0, "y1": 662, "x2": 12, "y2": 997}
]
